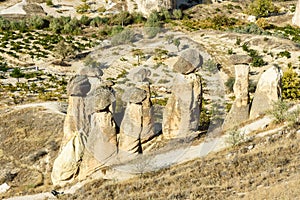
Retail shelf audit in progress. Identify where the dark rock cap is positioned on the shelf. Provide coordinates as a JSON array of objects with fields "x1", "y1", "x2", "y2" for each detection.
[
  {"x1": 173, "y1": 49, "x2": 203, "y2": 75},
  {"x1": 122, "y1": 87, "x2": 147, "y2": 103},
  {"x1": 93, "y1": 87, "x2": 115, "y2": 110},
  {"x1": 67, "y1": 75, "x2": 91, "y2": 97}
]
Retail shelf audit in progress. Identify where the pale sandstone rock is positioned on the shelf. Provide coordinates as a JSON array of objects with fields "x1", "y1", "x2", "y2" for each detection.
[
  {"x1": 163, "y1": 73, "x2": 202, "y2": 139},
  {"x1": 250, "y1": 66, "x2": 282, "y2": 119},
  {"x1": 119, "y1": 84, "x2": 154, "y2": 153},
  {"x1": 223, "y1": 65, "x2": 250, "y2": 130},
  {"x1": 51, "y1": 132, "x2": 85, "y2": 186},
  {"x1": 292, "y1": 0, "x2": 300, "y2": 26},
  {"x1": 230, "y1": 54, "x2": 252, "y2": 65}
]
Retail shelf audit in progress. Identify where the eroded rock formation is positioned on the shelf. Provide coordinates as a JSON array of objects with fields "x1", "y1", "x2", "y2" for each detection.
[
  {"x1": 119, "y1": 83, "x2": 155, "y2": 153},
  {"x1": 51, "y1": 67, "x2": 119, "y2": 185},
  {"x1": 250, "y1": 66, "x2": 282, "y2": 119},
  {"x1": 163, "y1": 50, "x2": 202, "y2": 139},
  {"x1": 223, "y1": 65, "x2": 250, "y2": 130},
  {"x1": 163, "y1": 73, "x2": 202, "y2": 139}
]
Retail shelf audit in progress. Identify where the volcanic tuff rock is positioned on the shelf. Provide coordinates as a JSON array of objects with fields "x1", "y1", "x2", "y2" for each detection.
[
  {"x1": 292, "y1": 0, "x2": 300, "y2": 26},
  {"x1": 173, "y1": 49, "x2": 203, "y2": 74},
  {"x1": 51, "y1": 66, "x2": 117, "y2": 186},
  {"x1": 163, "y1": 73, "x2": 202, "y2": 139},
  {"x1": 223, "y1": 65, "x2": 250, "y2": 130},
  {"x1": 250, "y1": 66, "x2": 282, "y2": 119},
  {"x1": 119, "y1": 83, "x2": 154, "y2": 153}
]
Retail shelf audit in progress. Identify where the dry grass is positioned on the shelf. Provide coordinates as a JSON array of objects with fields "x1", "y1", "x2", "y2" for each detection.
[
  {"x1": 0, "y1": 107, "x2": 64, "y2": 199},
  {"x1": 59, "y1": 125, "x2": 300, "y2": 200}
]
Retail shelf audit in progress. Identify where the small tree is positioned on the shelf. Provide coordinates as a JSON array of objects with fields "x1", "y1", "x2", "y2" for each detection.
[
  {"x1": 10, "y1": 68, "x2": 24, "y2": 82},
  {"x1": 154, "y1": 48, "x2": 168, "y2": 63},
  {"x1": 53, "y1": 40, "x2": 75, "y2": 63},
  {"x1": 131, "y1": 48, "x2": 144, "y2": 65},
  {"x1": 173, "y1": 38, "x2": 181, "y2": 52},
  {"x1": 144, "y1": 11, "x2": 161, "y2": 38}
]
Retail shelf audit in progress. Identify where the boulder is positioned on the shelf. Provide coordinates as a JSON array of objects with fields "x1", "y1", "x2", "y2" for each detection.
[
  {"x1": 67, "y1": 75, "x2": 91, "y2": 97},
  {"x1": 122, "y1": 87, "x2": 147, "y2": 103},
  {"x1": 223, "y1": 65, "x2": 250, "y2": 130},
  {"x1": 78, "y1": 66, "x2": 103, "y2": 77},
  {"x1": 250, "y1": 66, "x2": 282, "y2": 119},
  {"x1": 173, "y1": 49, "x2": 203, "y2": 74},
  {"x1": 230, "y1": 54, "x2": 252, "y2": 65},
  {"x1": 163, "y1": 73, "x2": 202, "y2": 139},
  {"x1": 292, "y1": 0, "x2": 300, "y2": 27},
  {"x1": 93, "y1": 87, "x2": 115, "y2": 111}
]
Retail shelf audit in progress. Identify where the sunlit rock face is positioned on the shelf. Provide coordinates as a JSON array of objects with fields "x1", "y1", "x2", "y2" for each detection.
[
  {"x1": 292, "y1": 0, "x2": 300, "y2": 27},
  {"x1": 223, "y1": 65, "x2": 250, "y2": 130},
  {"x1": 250, "y1": 66, "x2": 282, "y2": 119}
]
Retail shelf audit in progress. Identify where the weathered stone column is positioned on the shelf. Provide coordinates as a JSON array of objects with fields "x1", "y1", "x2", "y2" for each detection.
[
  {"x1": 163, "y1": 49, "x2": 203, "y2": 139},
  {"x1": 119, "y1": 86, "x2": 153, "y2": 154},
  {"x1": 223, "y1": 65, "x2": 250, "y2": 130},
  {"x1": 250, "y1": 66, "x2": 282, "y2": 119}
]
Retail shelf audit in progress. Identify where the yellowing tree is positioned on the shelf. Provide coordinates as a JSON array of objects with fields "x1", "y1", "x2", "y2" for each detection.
[
  {"x1": 247, "y1": 0, "x2": 277, "y2": 17},
  {"x1": 282, "y1": 68, "x2": 300, "y2": 100}
]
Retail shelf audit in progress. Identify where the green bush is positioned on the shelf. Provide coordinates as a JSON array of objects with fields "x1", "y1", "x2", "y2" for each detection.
[
  {"x1": 282, "y1": 68, "x2": 300, "y2": 100},
  {"x1": 111, "y1": 28, "x2": 135, "y2": 45},
  {"x1": 144, "y1": 11, "x2": 161, "y2": 38},
  {"x1": 277, "y1": 50, "x2": 291, "y2": 59}
]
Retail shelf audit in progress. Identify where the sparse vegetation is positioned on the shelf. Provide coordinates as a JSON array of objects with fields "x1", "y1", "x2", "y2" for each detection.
[
  {"x1": 226, "y1": 129, "x2": 245, "y2": 146},
  {"x1": 225, "y1": 77, "x2": 235, "y2": 92}
]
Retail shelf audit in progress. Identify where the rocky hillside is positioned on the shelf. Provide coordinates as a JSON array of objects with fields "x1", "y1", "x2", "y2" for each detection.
[{"x1": 0, "y1": 0, "x2": 299, "y2": 199}]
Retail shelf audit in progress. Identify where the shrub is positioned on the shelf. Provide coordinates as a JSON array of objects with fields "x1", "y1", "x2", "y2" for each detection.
[
  {"x1": 202, "y1": 59, "x2": 218, "y2": 73},
  {"x1": 247, "y1": 0, "x2": 277, "y2": 17},
  {"x1": 268, "y1": 100, "x2": 289, "y2": 124},
  {"x1": 172, "y1": 9, "x2": 183, "y2": 20},
  {"x1": 281, "y1": 68, "x2": 300, "y2": 100},
  {"x1": 144, "y1": 11, "x2": 161, "y2": 38},
  {"x1": 226, "y1": 129, "x2": 245, "y2": 146},
  {"x1": 277, "y1": 50, "x2": 291, "y2": 59},
  {"x1": 111, "y1": 28, "x2": 135, "y2": 46},
  {"x1": 46, "y1": 0, "x2": 53, "y2": 6},
  {"x1": 76, "y1": 3, "x2": 90, "y2": 14}
]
